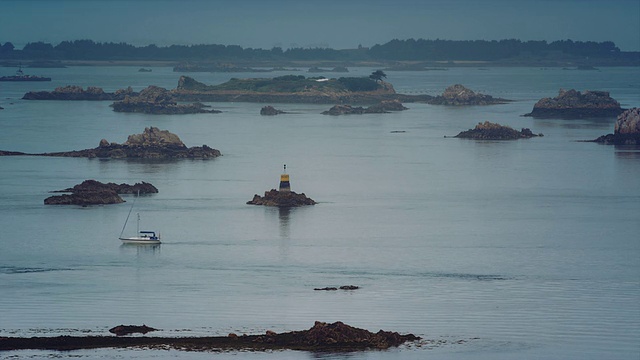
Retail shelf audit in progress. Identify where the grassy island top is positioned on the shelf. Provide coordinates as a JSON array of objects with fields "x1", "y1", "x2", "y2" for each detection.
[{"x1": 178, "y1": 75, "x2": 389, "y2": 94}]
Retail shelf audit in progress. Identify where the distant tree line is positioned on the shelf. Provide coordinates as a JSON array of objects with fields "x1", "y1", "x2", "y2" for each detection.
[{"x1": 0, "y1": 38, "x2": 636, "y2": 62}]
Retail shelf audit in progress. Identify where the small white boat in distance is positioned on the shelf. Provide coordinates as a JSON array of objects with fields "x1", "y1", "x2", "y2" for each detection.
[
  {"x1": 120, "y1": 230, "x2": 161, "y2": 244},
  {"x1": 119, "y1": 207, "x2": 161, "y2": 245}
]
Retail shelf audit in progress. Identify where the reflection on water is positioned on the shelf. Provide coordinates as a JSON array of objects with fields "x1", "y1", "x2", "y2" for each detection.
[
  {"x1": 614, "y1": 147, "x2": 640, "y2": 159},
  {"x1": 278, "y1": 206, "x2": 291, "y2": 239},
  {"x1": 119, "y1": 243, "x2": 161, "y2": 257}
]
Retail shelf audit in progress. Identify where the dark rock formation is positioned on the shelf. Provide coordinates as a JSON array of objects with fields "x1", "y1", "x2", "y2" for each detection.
[
  {"x1": 52, "y1": 179, "x2": 158, "y2": 194},
  {"x1": 428, "y1": 84, "x2": 509, "y2": 105},
  {"x1": 109, "y1": 325, "x2": 157, "y2": 336},
  {"x1": 453, "y1": 121, "x2": 543, "y2": 140},
  {"x1": 314, "y1": 285, "x2": 359, "y2": 291},
  {"x1": 44, "y1": 180, "x2": 158, "y2": 206},
  {"x1": 111, "y1": 85, "x2": 221, "y2": 114},
  {"x1": 138, "y1": 68, "x2": 152, "y2": 72},
  {"x1": 0, "y1": 127, "x2": 222, "y2": 159},
  {"x1": 23, "y1": 85, "x2": 136, "y2": 100},
  {"x1": 260, "y1": 106, "x2": 286, "y2": 115},
  {"x1": 591, "y1": 108, "x2": 640, "y2": 145},
  {"x1": 0, "y1": 321, "x2": 420, "y2": 352},
  {"x1": 247, "y1": 189, "x2": 316, "y2": 207},
  {"x1": 322, "y1": 100, "x2": 408, "y2": 115},
  {"x1": 524, "y1": 89, "x2": 624, "y2": 118}
]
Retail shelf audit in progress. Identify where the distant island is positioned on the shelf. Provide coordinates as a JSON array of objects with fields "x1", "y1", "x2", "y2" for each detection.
[{"x1": 1, "y1": 38, "x2": 637, "y2": 67}]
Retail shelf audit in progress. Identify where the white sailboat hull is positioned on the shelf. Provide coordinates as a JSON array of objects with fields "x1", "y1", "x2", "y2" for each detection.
[{"x1": 119, "y1": 236, "x2": 161, "y2": 245}]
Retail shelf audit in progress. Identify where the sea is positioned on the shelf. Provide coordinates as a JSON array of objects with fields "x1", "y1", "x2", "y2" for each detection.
[{"x1": 0, "y1": 65, "x2": 638, "y2": 360}]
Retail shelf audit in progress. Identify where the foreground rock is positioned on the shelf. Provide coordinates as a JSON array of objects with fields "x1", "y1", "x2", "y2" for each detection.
[
  {"x1": 111, "y1": 85, "x2": 221, "y2": 114},
  {"x1": 247, "y1": 189, "x2": 316, "y2": 207},
  {"x1": 524, "y1": 89, "x2": 624, "y2": 118},
  {"x1": 453, "y1": 121, "x2": 543, "y2": 140},
  {"x1": 428, "y1": 84, "x2": 509, "y2": 105},
  {"x1": 23, "y1": 85, "x2": 136, "y2": 100},
  {"x1": 0, "y1": 127, "x2": 221, "y2": 159},
  {"x1": 591, "y1": 107, "x2": 640, "y2": 145},
  {"x1": 0, "y1": 321, "x2": 420, "y2": 352},
  {"x1": 322, "y1": 100, "x2": 408, "y2": 115},
  {"x1": 44, "y1": 180, "x2": 158, "y2": 206}
]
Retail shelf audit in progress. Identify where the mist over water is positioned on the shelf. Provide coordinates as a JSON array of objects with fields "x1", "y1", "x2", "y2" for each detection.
[{"x1": 0, "y1": 66, "x2": 639, "y2": 360}]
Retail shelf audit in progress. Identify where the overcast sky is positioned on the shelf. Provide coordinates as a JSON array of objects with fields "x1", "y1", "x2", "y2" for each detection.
[{"x1": 2, "y1": 0, "x2": 639, "y2": 51}]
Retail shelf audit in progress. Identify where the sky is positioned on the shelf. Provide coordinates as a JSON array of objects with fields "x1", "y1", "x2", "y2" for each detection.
[{"x1": 1, "y1": 0, "x2": 639, "y2": 51}]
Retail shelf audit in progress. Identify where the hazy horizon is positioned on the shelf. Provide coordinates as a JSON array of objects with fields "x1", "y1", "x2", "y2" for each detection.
[{"x1": 1, "y1": 0, "x2": 639, "y2": 52}]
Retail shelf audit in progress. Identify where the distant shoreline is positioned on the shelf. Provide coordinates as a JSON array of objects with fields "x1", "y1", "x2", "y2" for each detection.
[{"x1": 2, "y1": 59, "x2": 639, "y2": 69}]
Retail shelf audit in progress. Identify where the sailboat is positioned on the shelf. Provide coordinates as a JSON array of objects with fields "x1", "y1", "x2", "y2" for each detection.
[{"x1": 119, "y1": 194, "x2": 161, "y2": 244}]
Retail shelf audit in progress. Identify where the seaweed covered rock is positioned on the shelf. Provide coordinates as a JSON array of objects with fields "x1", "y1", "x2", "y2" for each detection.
[
  {"x1": 109, "y1": 325, "x2": 157, "y2": 336},
  {"x1": 454, "y1": 121, "x2": 543, "y2": 140},
  {"x1": 429, "y1": 84, "x2": 509, "y2": 105},
  {"x1": 592, "y1": 107, "x2": 640, "y2": 145},
  {"x1": 524, "y1": 89, "x2": 624, "y2": 118},
  {"x1": 44, "y1": 180, "x2": 158, "y2": 206},
  {"x1": 247, "y1": 189, "x2": 316, "y2": 207},
  {"x1": 111, "y1": 85, "x2": 221, "y2": 114},
  {"x1": 271, "y1": 321, "x2": 420, "y2": 350}
]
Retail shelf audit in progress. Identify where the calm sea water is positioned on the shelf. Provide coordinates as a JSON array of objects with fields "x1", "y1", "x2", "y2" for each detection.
[{"x1": 0, "y1": 66, "x2": 639, "y2": 360}]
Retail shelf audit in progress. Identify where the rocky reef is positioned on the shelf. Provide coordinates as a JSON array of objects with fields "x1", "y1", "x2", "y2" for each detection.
[
  {"x1": 591, "y1": 107, "x2": 640, "y2": 145},
  {"x1": 453, "y1": 121, "x2": 543, "y2": 140},
  {"x1": 23, "y1": 85, "x2": 136, "y2": 100},
  {"x1": 111, "y1": 85, "x2": 221, "y2": 114},
  {"x1": 44, "y1": 180, "x2": 157, "y2": 206},
  {"x1": 260, "y1": 105, "x2": 287, "y2": 115},
  {"x1": 0, "y1": 321, "x2": 420, "y2": 352},
  {"x1": 322, "y1": 100, "x2": 408, "y2": 115},
  {"x1": 247, "y1": 189, "x2": 316, "y2": 207},
  {"x1": 524, "y1": 89, "x2": 624, "y2": 118},
  {"x1": 0, "y1": 127, "x2": 221, "y2": 159},
  {"x1": 428, "y1": 84, "x2": 509, "y2": 105}
]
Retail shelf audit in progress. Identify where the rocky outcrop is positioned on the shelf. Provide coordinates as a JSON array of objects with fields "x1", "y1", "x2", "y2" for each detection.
[
  {"x1": 592, "y1": 107, "x2": 640, "y2": 145},
  {"x1": 0, "y1": 127, "x2": 222, "y2": 159},
  {"x1": 260, "y1": 106, "x2": 286, "y2": 115},
  {"x1": 247, "y1": 189, "x2": 316, "y2": 207},
  {"x1": 44, "y1": 180, "x2": 158, "y2": 206},
  {"x1": 453, "y1": 121, "x2": 543, "y2": 140},
  {"x1": 314, "y1": 285, "x2": 360, "y2": 291},
  {"x1": 109, "y1": 325, "x2": 157, "y2": 336},
  {"x1": 0, "y1": 321, "x2": 420, "y2": 352},
  {"x1": 322, "y1": 100, "x2": 408, "y2": 115},
  {"x1": 428, "y1": 84, "x2": 509, "y2": 105},
  {"x1": 524, "y1": 89, "x2": 624, "y2": 118},
  {"x1": 111, "y1": 85, "x2": 221, "y2": 114},
  {"x1": 23, "y1": 86, "x2": 136, "y2": 100}
]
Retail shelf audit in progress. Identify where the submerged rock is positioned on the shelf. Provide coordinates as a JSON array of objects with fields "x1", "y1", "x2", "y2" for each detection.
[
  {"x1": 247, "y1": 189, "x2": 316, "y2": 207},
  {"x1": 524, "y1": 89, "x2": 624, "y2": 118},
  {"x1": 591, "y1": 107, "x2": 640, "y2": 145},
  {"x1": 453, "y1": 121, "x2": 543, "y2": 140}
]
